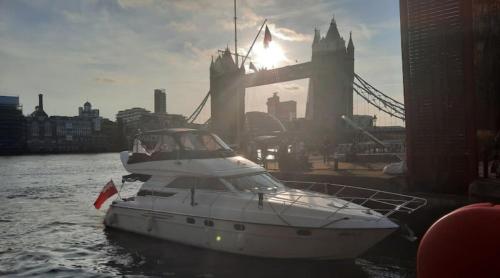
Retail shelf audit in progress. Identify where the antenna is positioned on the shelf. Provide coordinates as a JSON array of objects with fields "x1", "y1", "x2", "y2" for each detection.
[{"x1": 234, "y1": 0, "x2": 238, "y2": 67}]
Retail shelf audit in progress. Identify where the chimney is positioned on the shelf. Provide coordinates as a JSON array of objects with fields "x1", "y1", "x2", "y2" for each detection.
[{"x1": 38, "y1": 94, "x2": 43, "y2": 111}]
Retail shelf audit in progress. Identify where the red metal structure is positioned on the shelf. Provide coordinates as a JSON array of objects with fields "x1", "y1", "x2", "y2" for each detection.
[{"x1": 400, "y1": 0, "x2": 477, "y2": 193}]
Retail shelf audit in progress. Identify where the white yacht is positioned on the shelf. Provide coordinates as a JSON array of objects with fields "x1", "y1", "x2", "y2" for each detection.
[{"x1": 104, "y1": 128, "x2": 426, "y2": 260}]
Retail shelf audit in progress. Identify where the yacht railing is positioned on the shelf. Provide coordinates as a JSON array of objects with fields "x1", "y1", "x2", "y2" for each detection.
[
  {"x1": 271, "y1": 181, "x2": 427, "y2": 221},
  {"x1": 201, "y1": 181, "x2": 426, "y2": 227}
]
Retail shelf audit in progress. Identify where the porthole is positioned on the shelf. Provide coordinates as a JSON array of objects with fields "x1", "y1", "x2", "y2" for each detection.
[
  {"x1": 296, "y1": 229, "x2": 311, "y2": 236},
  {"x1": 186, "y1": 217, "x2": 195, "y2": 224},
  {"x1": 204, "y1": 219, "x2": 214, "y2": 227},
  {"x1": 234, "y1": 224, "x2": 245, "y2": 231}
]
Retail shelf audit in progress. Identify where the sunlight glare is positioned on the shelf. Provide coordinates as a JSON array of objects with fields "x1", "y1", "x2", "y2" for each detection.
[{"x1": 252, "y1": 42, "x2": 286, "y2": 70}]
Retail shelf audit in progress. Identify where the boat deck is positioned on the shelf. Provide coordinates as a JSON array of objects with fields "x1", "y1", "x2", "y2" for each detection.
[{"x1": 266, "y1": 155, "x2": 404, "y2": 193}]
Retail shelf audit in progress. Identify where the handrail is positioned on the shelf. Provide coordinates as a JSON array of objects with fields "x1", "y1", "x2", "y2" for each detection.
[
  {"x1": 280, "y1": 181, "x2": 427, "y2": 216},
  {"x1": 198, "y1": 180, "x2": 426, "y2": 228}
]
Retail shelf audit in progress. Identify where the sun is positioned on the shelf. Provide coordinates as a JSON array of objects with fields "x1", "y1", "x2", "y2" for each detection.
[{"x1": 252, "y1": 41, "x2": 286, "y2": 70}]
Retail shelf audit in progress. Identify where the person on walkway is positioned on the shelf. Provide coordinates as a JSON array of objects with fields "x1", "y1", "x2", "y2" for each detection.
[{"x1": 322, "y1": 137, "x2": 331, "y2": 165}]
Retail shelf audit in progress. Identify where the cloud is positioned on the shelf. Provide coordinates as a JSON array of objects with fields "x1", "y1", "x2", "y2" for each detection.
[
  {"x1": 183, "y1": 42, "x2": 217, "y2": 61},
  {"x1": 167, "y1": 21, "x2": 197, "y2": 33},
  {"x1": 218, "y1": 6, "x2": 263, "y2": 31},
  {"x1": 267, "y1": 24, "x2": 312, "y2": 42},
  {"x1": 94, "y1": 77, "x2": 116, "y2": 84},
  {"x1": 117, "y1": 0, "x2": 154, "y2": 8},
  {"x1": 169, "y1": 0, "x2": 215, "y2": 12}
]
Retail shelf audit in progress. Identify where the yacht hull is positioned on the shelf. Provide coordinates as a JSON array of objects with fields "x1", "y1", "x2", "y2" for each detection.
[{"x1": 104, "y1": 204, "x2": 396, "y2": 260}]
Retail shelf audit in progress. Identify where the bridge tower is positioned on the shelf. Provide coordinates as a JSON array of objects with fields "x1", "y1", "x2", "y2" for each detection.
[
  {"x1": 209, "y1": 47, "x2": 245, "y2": 143},
  {"x1": 306, "y1": 17, "x2": 354, "y2": 143}
]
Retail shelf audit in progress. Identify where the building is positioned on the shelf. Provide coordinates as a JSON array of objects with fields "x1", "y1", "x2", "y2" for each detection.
[
  {"x1": 116, "y1": 107, "x2": 152, "y2": 131},
  {"x1": 117, "y1": 107, "x2": 186, "y2": 146},
  {"x1": 400, "y1": 0, "x2": 500, "y2": 193},
  {"x1": 266, "y1": 92, "x2": 297, "y2": 125},
  {"x1": 26, "y1": 94, "x2": 53, "y2": 152},
  {"x1": 306, "y1": 17, "x2": 354, "y2": 142},
  {"x1": 0, "y1": 96, "x2": 25, "y2": 154},
  {"x1": 352, "y1": 115, "x2": 375, "y2": 129},
  {"x1": 26, "y1": 94, "x2": 114, "y2": 153},
  {"x1": 209, "y1": 47, "x2": 245, "y2": 143},
  {"x1": 154, "y1": 89, "x2": 167, "y2": 114},
  {"x1": 79, "y1": 101, "x2": 101, "y2": 131}
]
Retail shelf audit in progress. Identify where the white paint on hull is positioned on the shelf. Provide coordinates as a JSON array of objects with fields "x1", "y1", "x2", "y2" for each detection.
[{"x1": 105, "y1": 204, "x2": 396, "y2": 259}]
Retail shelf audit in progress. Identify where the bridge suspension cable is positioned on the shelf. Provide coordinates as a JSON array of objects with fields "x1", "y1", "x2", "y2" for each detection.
[
  {"x1": 187, "y1": 91, "x2": 211, "y2": 123},
  {"x1": 353, "y1": 73, "x2": 405, "y2": 121},
  {"x1": 187, "y1": 74, "x2": 405, "y2": 124}
]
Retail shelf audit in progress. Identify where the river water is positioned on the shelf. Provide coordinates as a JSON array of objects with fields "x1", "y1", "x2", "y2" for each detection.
[{"x1": 0, "y1": 154, "x2": 417, "y2": 277}]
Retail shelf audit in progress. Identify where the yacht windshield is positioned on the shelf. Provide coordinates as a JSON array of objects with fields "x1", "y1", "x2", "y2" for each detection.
[
  {"x1": 225, "y1": 173, "x2": 284, "y2": 193},
  {"x1": 179, "y1": 132, "x2": 229, "y2": 151},
  {"x1": 132, "y1": 134, "x2": 179, "y2": 155}
]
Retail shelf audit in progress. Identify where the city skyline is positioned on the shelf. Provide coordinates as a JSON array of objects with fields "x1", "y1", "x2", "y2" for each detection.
[{"x1": 0, "y1": 0, "x2": 403, "y2": 125}]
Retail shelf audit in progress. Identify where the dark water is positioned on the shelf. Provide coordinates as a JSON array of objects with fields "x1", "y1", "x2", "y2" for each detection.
[{"x1": 0, "y1": 154, "x2": 417, "y2": 277}]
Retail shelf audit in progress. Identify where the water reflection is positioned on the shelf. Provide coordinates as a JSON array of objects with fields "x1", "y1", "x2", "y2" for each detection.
[{"x1": 104, "y1": 228, "x2": 369, "y2": 278}]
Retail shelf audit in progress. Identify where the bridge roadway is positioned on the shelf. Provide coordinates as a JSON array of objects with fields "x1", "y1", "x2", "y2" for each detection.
[{"x1": 244, "y1": 62, "x2": 312, "y2": 88}]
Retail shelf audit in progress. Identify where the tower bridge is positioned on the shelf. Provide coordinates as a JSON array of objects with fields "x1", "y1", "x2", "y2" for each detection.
[{"x1": 189, "y1": 17, "x2": 404, "y2": 145}]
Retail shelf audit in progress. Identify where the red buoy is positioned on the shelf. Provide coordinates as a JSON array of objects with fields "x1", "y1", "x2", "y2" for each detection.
[{"x1": 417, "y1": 203, "x2": 500, "y2": 278}]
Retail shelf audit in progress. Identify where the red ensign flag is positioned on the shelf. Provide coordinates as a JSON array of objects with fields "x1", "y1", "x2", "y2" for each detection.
[
  {"x1": 264, "y1": 25, "x2": 272, "y2": 48},
  {"x1": 94, "y1": 180, "x2": 118, "y2": 209}
]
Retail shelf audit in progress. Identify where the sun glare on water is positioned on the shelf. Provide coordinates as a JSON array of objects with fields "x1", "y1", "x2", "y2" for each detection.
[{"x1": 252, "y1": 42, "x2": 286, "y2": 70}]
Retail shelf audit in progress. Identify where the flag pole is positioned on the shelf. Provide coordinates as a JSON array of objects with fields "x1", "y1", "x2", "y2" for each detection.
[
  {"x1": 117, "y1": 180, "x2": 124, "y2": 200},
  {"x1": 240, "y1": 19, "x2": 267, "y2": 68}
]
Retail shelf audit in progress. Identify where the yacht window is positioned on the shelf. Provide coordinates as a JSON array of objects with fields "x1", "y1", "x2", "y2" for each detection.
[
  {"x1": 200, "y1": 134, "x2": 222, "y2": 151},
  {"x1": 137, "y1": 190, "x2": 176, "y2": 198},
  {"x1": 132, "y1": 138, "x2": 150, "y2": 154},
  {"x1": 167, "y1": 177, "x2": 227, "y2": 191},
  {"x1": 141, "y1": 135, "x2": 161, "y2": 153},
  {"x1": 168, "y1": 177, "x2": 197, "y2": 189},
  {"x1": 196, "y1": 178, "x2": 227, "y2": 191},
  {"x1": 158, "y1": 135, "x2": 179, "y2": 152},
  {"x1": 225, "y1": 173, "x2": 284, "y2": 193},
  {"x1": 133, "y1": 135, "x2": 179, "y2": 155},
  {"x1": 179, "y1": 133, "x2": 204, "y2": 150},
  {"x1": 211, "y1": 134, "x2": 232, "y2": 150},
  {"x1": 178, "y1": 132, "x2": 230, "y2": 151}
]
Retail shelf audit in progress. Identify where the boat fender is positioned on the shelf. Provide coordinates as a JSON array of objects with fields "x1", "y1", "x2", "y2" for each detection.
[{"x1": 417, "y1": 203, "x2": 500, "y2": 278}]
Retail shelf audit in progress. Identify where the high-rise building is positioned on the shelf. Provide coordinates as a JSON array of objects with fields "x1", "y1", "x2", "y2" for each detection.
[
  {"x1": 0, "y1": 96, "x2": 25, "y2": 154},
  {"x1": 154, "y1": 89, "x2": 166, "y2": 114}
]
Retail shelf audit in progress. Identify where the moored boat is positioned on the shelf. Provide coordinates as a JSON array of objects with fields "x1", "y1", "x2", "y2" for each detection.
[{"x1": 104, "y1": 128, "x2": 426, "y2": 259}]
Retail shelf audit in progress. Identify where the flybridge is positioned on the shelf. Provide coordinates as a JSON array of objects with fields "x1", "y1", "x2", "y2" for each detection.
[{"x1": 127, "y1": 129, "x2": 236, "y2": 164}]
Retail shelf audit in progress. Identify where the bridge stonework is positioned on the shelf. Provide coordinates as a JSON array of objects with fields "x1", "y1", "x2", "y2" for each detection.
[
  {"x1": 306, "y1": 19, "x2": 354, "y2": 143},
  {"x1": 209, "y1": 48, "x2": 245, "y2": 143},
  {"x1": 209, "y1": 17, "x2": 354, "y2": 145}
]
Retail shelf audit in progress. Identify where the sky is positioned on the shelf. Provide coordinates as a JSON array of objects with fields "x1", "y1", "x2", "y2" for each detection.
[{"x1": 0, "y1": 0, "x2": 404, "y2": 126}]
